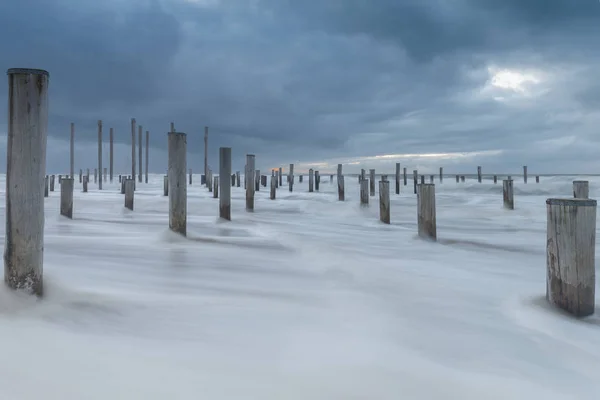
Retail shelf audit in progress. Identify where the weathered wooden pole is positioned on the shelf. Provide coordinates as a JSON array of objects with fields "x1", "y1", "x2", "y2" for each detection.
[
  {"x1": 270, "y1": 173, "x2": 276, "y2": 200},
  {"x1": 131, "y1": 118, "x2": 136, "y2": 187},
  {"x1": 124, "y1": 179, "x2": 134, "y2": 210},
  {"x1": 289, "y1": 163, "x2": 294, "y2": 192},
  {"x1": 299, "y1": 175, "x2": 303, "y2": 183},
  {"x1": 168, "y1": 132, "x2": 187, "y2": 235},
  {"x1": 274, "y1": 170, "x2": 279, "y2": 188},
  {"x1": 97, "y1": 120, "x2": 103, "y2": 190},
  {"x1": 86, "y1": 168, "x2": 90, "y2": 182},
  {"x1": 246, "y1": 155, "x2": 255, "y2": 210},
  {"x1": 395, "y1": 163, "x2": 400, "y2": 194},
  {"x1": 403, "y1": 167, "x2": 407, "y2": 186},
  {"x1": 60, "y1": 178, "x2": 74, "y2": 219},
  {"x1": 369, "y1": 169, "x2": 375, "y2": 196},
  {"x1": 44, "y1": 176, "x2": 48, "y2": 197},
  {"x1": 477, "y1": 166, "x2": 482, "y2": 183},
  {"x1": 83, "y1": 176, "x2": 88, "y2": 193},
  {"x1": 523, "y1": 166, "x2": 528, "y2": 184},
  {"x1": 50, "y1": 175, "x2": 55, "y2": 191},
  {"x1": 109, "y1": 127, "x2": 114, "y2": 182},
  {"x1": 58, "y1": 174, "x2": 62, "y2": 184},
  {"x1": 145, "y1": 130, "x2": 149, "y2": 184},
  {"x1": 573, "y1": 181, "x2": 589, "y2": 199},
  {"x1": 338, "y1": 176, "x2": 345, "y2": 201},
  {"x1": 70, "y1": 122, "x2": 75, "y2": 180},
  {"x1": 278, "y1": 167, "x2": 283, "y2": 187},
  {"x1": 413, "y1": 170, "x2": 418, "y2": 194},
  {"x1": 461, "y1": 176, "x2": 465, "y2": 182},
  {"x1": 213, "y1": 176, "x2": 219, "y2": 199},
  {"x1": 546, "y1": 198, "x2": 597, "y2": 317},
  {"x1": 420, "y1": 175, "x2": 425, "y2": 184},
  {"x1": 103, "y1": 168, "x2": 107, "y2": 182},
  {"x1": 207, "y1": 169, "x2": 213, "y2": 192},
  {"x1": 5, "y1": 68, "x2": 48, "y2": 296},
  {"x1": 94, "y1": 168, "x2": 97, "y2": 184},
  {"x1": 493, "y1": 175, "x2": 497, "y2": 184},
  {"x1": 236, "y1": 171, "x2": 240, "y2": 187},
  {"x1": 119, "y1": 175, "x2": 122, "y2": 183},
  {"x1": 379, "y1": 180, "x2": 390, "y2": 224},
  {"x1": 315, "y1": 171, "x2": 320, "y2": 191},
  {"x1": 503, "y1": 179, "x2": 514, "y2": 210},
  {"x1": 79, "y1": 169, "x2": 82, "y2": 183},
  {"x1": 255, "y1": 169, "x2": 261, "y2": 191},
  {"x1": 232, "y1": 174, "x2": 236, "y2": 186},
  {"x1": 170, "y1": 122, "x2": 175, "y2": 132},
  {"x1": 204, "y1": 126, "x2": 208, "y2": 185},
  {"x1": 456, "y1": 175, "x2": 459, "y2": 183},
  {"x1": 219, "y1": 147, "x2": 231, "y2": 220},
  {"x1": 439, "y1": 167, "x2": 443, "y2": 183},
  {"x1": 536, "y1": 176, "x2": 540, "y2": 183},
  {"x1": 417, "y1": 184, "x2": 436, "y2": 240},
  {"x1": 163, "y1": 175, "x2": 168, "y2": 196},
  {"x1": 138, "y1": 125, "x2": 142, "y2": 183},
  {"x1": 189, "y1": 169, "x2": 192, "y2": 185},
  {"x1": 429, "y1": 175, "x2": 434, "y2": 184},
  {"x1": 360, "y1": 168, "x2": 365, "y2": 183},
  {"x1": 360, "y1": 179, "x2": 369, "y2": 206},
  {"x1": 309, "y1": 169, "x2": 314, "y2": 192}
]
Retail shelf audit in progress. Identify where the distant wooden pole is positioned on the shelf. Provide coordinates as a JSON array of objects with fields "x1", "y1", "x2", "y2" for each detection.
[
  {"x1": 163, "y1": 175, "x2": 168, "y2": 196},
  {"x1": 289, "y1": 163, "x2": 294, "y2": 192},
  {"x1": 439, "y1": 167, "x2": 443, "y2": 183},
  {"x1": 360, "y1": 179, "x2": 369, "y2": 206},
  {"x1": 536, "y1": 176, "x2": 540, "y2": 183},
  {"x1": 456, "y1": 175, "x2": 459, "y2": 183},
  {"x1": 103, "y1": 168, "x2": 107, "y2": 182},
  {"x1": 232, "y1": 174, "x2": 236, "y2": 186},
  {"x1": 83, "y1": 176, "x2": 88, "y2": 193},
  {"x1": 477, "y1": 166, "x2": 482, "y2": 183},
  {"x1": 461, "y1": 176, "x2": 465, "y2": 182},
  {"x1": 299, "y1": 175, "x2": 303, "y2": 183},
  {"x1": 395, "y1": 163, "x2": 400, "y2": 194},
  {"x1": 70, "y1": 122, "x2": 75, "y2": 179},
  {"x1": 94, "y1": 168, "x2": 97, "y2": 184},
  {"x1": 213, "y1": 176, "x2": 219, "y2": 199},
  {"x1": 493, "y1": 175, "x2": 497, "y2": 184},
  {"x1": 236, "y1": 171, "x2": 240, "y2": 187},
  {"x1": 503, "y1": 179, "x2": 514, "y2": 210},
  {"x1": 337, "y1": 164, "x2": 344, "y2": 201},
  {"x1": 60, "y1": 178, "x2": 74, "y2": 219},
  {"x1": 109, "y1": 127, "x2": 114, "y2": 182},
  {"x1": 131, "y1": 118, "x2": 136, "y2": 187},
  {"x1": 315, "y1": 171, "x2": 320, "y2": 191},
  {"x1": 219, "y1": 147, "x2": 231, "y2": 220},
  {"x1": 79, "y1": 169, "x2": 82, "y2": 183},
  {"x1": 546, "y1": 198, "x2": 597, "y2": 317},
  {"x1": 379, "y1": 180, "x2": 390, "y2": 224},
  {"x1": 138, "y1": 126, "x2": 142, "y2": 183},
  {"x1": 255, "y1": 169, "x2": 261, "y2": 191},
  {"x1": 124, "y1": 179, "x2": 134, "y2": 210},
  {"x1": 97, "y1": 120, "x2": 103, "y2": 190},
  {"x1": 309, "y1": 169, "x2": 314, "y2": 192},
  {"x1": 170, "y1": 122, "x2": 175, "y2": 133},
  {"x1": 270, "y1": 174, "x2": 276, "y2": 200},
  {"x1": 417, "y1": 184, "x2": 436, "y2": 240},
  {"x1": 5, "y1": 68, "x2": 48, "y2": 295},
  {"x1": 246, "y1": 155, "x2": 255, "y2": 210},
  {"x1": 523, "y1": 166, "x2": 528, "y2": 184},
  {"x1": 429, "y1": 175, "x2": 433, "y2": 184},
  {"x1": 50, "y1": 175, "x2": 55, "y2": 192},
  {"x1": 360, "y1": 168, "x2": 365, "y2": 183},
  {"x1": 86, "y1": 168, "x2": 90, "y2": 182},
  {"x1": 168, "y1": 132, "x2": 187, "y2": 235},
  {"x1": 279, "y1": 167, "x2": 283, "y2": 187},
  {"x1": 413, "y1": 170, "x2": 418, "y2": 194},
  {"x1": 403, "y1": 167, "x2": 407, "y2": 186},
  {"x1": 573, "y1": 181, "x2": 589, "y2": 199},
  {"x1": 369, "y1": 169, "x2": 375, "y2": 196},
  {"x1": 189, "y1": 169, "x2": 192, "y2": 185},
  {"x1": 145, "y1": 130, "x2": 149, "y2": 184},
  {"x1": 420, "y1": 175, "x2": 425, "y2": 184},
  {"x1": 204, "y1": 126, "x2": 208, "y2": 185}
]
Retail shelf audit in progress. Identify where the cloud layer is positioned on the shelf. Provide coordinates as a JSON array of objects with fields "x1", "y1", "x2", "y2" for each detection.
[{"x1": 1, "y1": 0, "x2": 600, "y2": 174}]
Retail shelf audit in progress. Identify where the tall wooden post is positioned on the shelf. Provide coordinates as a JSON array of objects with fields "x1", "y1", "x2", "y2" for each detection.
[
  {"x1": 168, "y1": 132, "x2": 187, "y2": 235},
  {"x1": 493, "y1": 175, "x2": 497, "y2": 184},
  {"x1": 417, "y1": 184, "x2": 436, "y2": 240},
  {"x1": 289, "y1": 163, "x2": 294, "y2": 192},
  {"x1": 60, "y1": 178, "x2": 74, "y2": 219},
  {"x1": 131, "y1": 118, "x2": 136, "y2": 188},
  {"x1": 369, "y1": 169, "x2": 376, "y2": 196},
  {"x1": 109, "y1": 127, "x2": 114, "y2": 182},
  {"x1": 270, "y1": 174, "x2": 276, "y2": 200},
  {"x1": 395, "y1": 163, "x2": 400, "y2": 194},
  {"x1": 309, "y1": 169, "x2": 314, "y2": 192},
  {"x1": 573, "y1": 181, "x2": 589, "y2": 199},
  {"x1": 236, "y1": 171, "x2": 240, "y2": 187},
  {"x1": 379, "y1": 180, "x2": 390, "y2": 224},
  {"x1": 170, "y1": 122, "x2": 175, "y2": 133},
  {"x1": 50, "y1": 175, "x2": 55, "y2": 192},
  {"x1": 536, "y1": 176, "x2": 540, "y2": 183},
  {"x1": 360, "y1": 179, "x2": 369, "y2": 206},
  {"x1": 70, "y1": 122, "x2": 74, "y2": 180},
  {"x1": 546, "y1": 198, "x2": 596, "y2": 317},
  {"x1": 413, "y1": 170, "x2": 418, "y2": 194},
  {"x1": 145, "y1": 130, "x2": 149, "y2": 184},
  {"x1": 523, "y1": 166, "x2": 528, "y2": 184},
  {"x1": 204, "y1": 126, "x2": 208, "y2": 185},
  {"x1": 163, "y1": 175, "x2": 168, "y2": 196},
  {"x1": 83, "y1": 176, "x2": 88, "y2": 193},
  {"x1": 337, "y1": 164, "x2": 344, "y2": 201},
  {"x1": 213, "y1": 176, "x2": 219, "y2": 199},
  {"x1": 403, "y1": 167, "x2": 407, "y2": 186},
  {"x1": 360, "y1": 168, "x2": 365, "y2": 183},
  {"x1": 246, "y1": 155, "x2": 255, "y2": 210},
  {"x1": 97, "y1": 120, "x2": 102, "y2": 190},
  {"x1": 278, "y1": 167, "x2": 283, "y2": 187},
  {"x1": 124, "y1": 179, "x2": 134, "y2": 210},
  {"x1": 5, "y1": 68, "x2": 48, "y2": 295},
  {"x1": 503, "y1": 180, "x2": 514, "y2": 210},
  {"x1": 79, "y1": 169, "x2": 82, "y2": 183},
  {"x1": 315, "y1": 171, "x2": 320, "y2": 191},
  {"x1": 189, "y1": 169, "x2": 192, "y2": 185},
  {"x1": 439, "y1": 167, "x2": 443, "y2": 183},
  {"x1": 103, "y1": 168, "x2": 107, "y2": 182},
  {"x1": 86, "y1": 168, "x2": 89, "y2": 182},
  {"x1": 255, "y1": 169, "x2": 261, "y2": 191},
  {"x1": 219, "y1": 147, "x2": 231, "y2": 220},
  {"x1": 94, "y1": 168, "x2": 97, "y2": 184},
  {"x1": 477, "y1": 166, "x2": 482, "y2": 183},
  {"x1": 138, "y1": 126, "x2": 142, "y2": 183}
]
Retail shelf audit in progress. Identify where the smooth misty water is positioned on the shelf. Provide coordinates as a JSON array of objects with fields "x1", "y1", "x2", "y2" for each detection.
[{"x1": 0, "y1": 174, "x2": 599, "y2": 399}]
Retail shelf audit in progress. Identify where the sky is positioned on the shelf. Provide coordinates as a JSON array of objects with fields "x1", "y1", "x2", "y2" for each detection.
[{"x1": 1, "y1": 0, "x2": 600, "y2": 175}]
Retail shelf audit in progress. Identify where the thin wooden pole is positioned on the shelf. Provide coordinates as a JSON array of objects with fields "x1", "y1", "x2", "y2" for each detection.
[
  {"x1": 168, "y1": 132, "x2": 187, "y2": 235},
  {"x1": 219, "y1": 147, "x2": 232, "y2": 220}
]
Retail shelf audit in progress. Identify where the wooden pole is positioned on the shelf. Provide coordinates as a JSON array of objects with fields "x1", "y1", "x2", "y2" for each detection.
[
  {"x1": 219, "y1": 147, "x2": 231, "y2": 220},
  {"x1": 360, "y1": 179, "x2": 369, "y2": 206},
  {"x1": 70, "y1": 122, "x2": 74, "y2": 180},
  {"x1": 439, "y1": 167, "x2": 443, "y2": 183},
  {"x1": 288, "y1": 163, "x2": 294, "y2": 192},
  {"x1": 279, "y1": 167, "x2": 283, "y2": 187},
  {"x1": 493, "y1": 175, "x2": 497, "y2": 184},
  {"x1": 50, "y1": 175, "x2": 55, "y2": 192},
  {"x1": 60, "y1": 178, "x2": 74, "y2": 219},
  {"x1": 86, "y1": 168, "x2": 90, "y2": 182},
  {"x1": 189, "y1": 169, "x2": 192, "y2": 185},
  {"x1": 456, "y1": 175, "x2": 459, "y2": 183},
  {"x1": 213, "y1": 176, "x2": 219, "y2": 199},
  {"x1": 417, "y1": 183, "x2": 436, "y2": 240},
  {"x1": 413, "y1": 170, "x2": 418, "y2": 194},
  {"x1": 138, "y1": 126, "x2": 142, "y2": 183},
  {"x1": 163, "y1": 175, "x2": 168, "y2": 196},
  {"x1": 360, "y1": 168, "x2": 365, "y2": 183},
  {"x1": 536, "y1": 176, "x2": 540, "y2": 183},
  {"x1": 94, "y1": 169, "x2": 97, "y2": 184},
  {"x1": 395, "y1": 163, "x2": 400, "y2": 194},
  {"x1": 246, "y1": 155, "x2": 255, "y2": 210},
  {"x1": 145, "y1": 130, "x2": 149, "y2": 184},
  {"x1": 79, "y1": 169, "x2": 82, "y2": 183},
  {"x1": 98, "y1": 120, "x2": 102, "y2": 190},
  {"x1": 236, "y1": 171, "x2": 240, "y2": 187},
  {"x1": 204, "y1": 126, "x2": 208, "y2": 185},
  {"x1": 255, "y1": 169, "x2": 261, "y2": 191},
  {"x1": 131, "y1": 118, "x2": 136, "y2": 188},
  {"x1": 369, "y1": 169, "x2": 375, "y2": 196},
  {"x1": 315, "y1": 171, "x2": 320, "y2": 191},
  {"x1": 103, "y1": 168, "x2": 107, "y2": 182},
  {"x1": 503, "y1": 179, "x2": 514, "y2": 210},
  {"x1": 337, "y1": 164, "x2": 344, "y2": 201},
  {"x1": 429, "y1": 175, "x2": 434, "y2": 184},
  {"x1": 309, "y1": 169, "x2": 314, "y2": 192},
  {"x1": 477, "y1": 166, "x2": 482, "y2": 183},
  {"x1": 403, "y1": 167, "x2": 407, "y2": 186},
  {"x1": 170, "y1": 122, "x2": 175, "y2": 132},
  {"x1": 270, "y1": 173, "x2": 276, "y2": 200},
  {"x1": 109, "y1": 127, "x2": 114, "y2": 182},
  {"x1": 83, "y1": 176, "x2": 88, "y2": 193},
  {"x1": 523, "y1": 166, "x2": 528, "y2": 184},
  {"x1": 168, "y1": 132, "x2": 187, "y2": 235},
  {"x1": 573, "y1": 181, "x2": 589, "y2": 199},
  {"x1": 124, "y1": 179, "x2": 134, "y2": 210},
  {"x1": 5, "y1": 68, "x2": 48, "y2": 295},
  {"x1": 546, "y1": 198, "x2": 596, "y2": 317},
  {"x1": 379, "y1": 180, "x2": 390, "y2": 224}
]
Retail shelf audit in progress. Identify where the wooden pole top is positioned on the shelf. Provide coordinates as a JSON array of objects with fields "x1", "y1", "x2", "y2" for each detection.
[
  {"x1": 167, "y1": 131, "x2": 187, "y2": 137},
  {"x1": 7, "y1": 68, "x2": 49, "y2": 77},
  {"x1": 547, "y1": 198, "x2": 596, "y2": 207}
]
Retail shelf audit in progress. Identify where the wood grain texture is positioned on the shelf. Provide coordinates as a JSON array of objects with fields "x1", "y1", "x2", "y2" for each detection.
[
  {"x1": 219, "y1": 147, "x2": 231, "y2": 220},
  {"x1": 60, "y1": 178, "x2": 74, "y2": 219},
  {"x1": 503, "y1": 180, "x2": 514, "y2": 210},
  {"x1": 168, "y1": 132, "x2": 187, "y2": 235},
  {"x1": 360, "y1": 179, "x2": 369, "y2": 206},
  {"x1": 417, "y1": 184, "x2": 436, "y2": 240},
  {"x1": 124, "y1": 179, "x2": 134, "y2": 210},
  {"x1": 379, "y1": 181, "x2": 390, "y2": 224},
  {"x1": 246, "y1": 155, "x2": 255, "y2": 210}
]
